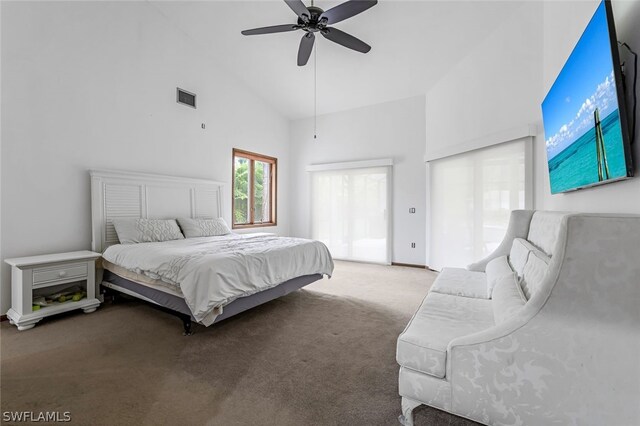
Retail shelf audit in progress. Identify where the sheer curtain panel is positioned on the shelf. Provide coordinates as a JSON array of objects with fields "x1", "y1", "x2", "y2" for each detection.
[
  {"x1": 429, "y1": 139, "x2": 530, "y2": 270},
  {"x1": 311, "y1": 166, "x2": 391, "y2": 264}
]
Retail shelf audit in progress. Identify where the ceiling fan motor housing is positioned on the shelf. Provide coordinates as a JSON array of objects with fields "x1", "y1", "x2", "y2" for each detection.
[{"x1": 298, "y1": 6, "x2": 327, "y2": 33}]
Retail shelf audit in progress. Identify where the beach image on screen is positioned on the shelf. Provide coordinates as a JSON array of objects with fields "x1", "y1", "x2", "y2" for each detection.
[{"x1": 542, "y1": 1, "x2": 627, "y2": 194}]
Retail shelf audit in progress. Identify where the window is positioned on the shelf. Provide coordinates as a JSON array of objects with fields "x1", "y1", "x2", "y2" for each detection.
[
  {"x1": 232, "y1": 149, "x2": 277, "y2": 228},
  {"x1": 429, "y1": 139, "x2": 531, "y2": 270}
]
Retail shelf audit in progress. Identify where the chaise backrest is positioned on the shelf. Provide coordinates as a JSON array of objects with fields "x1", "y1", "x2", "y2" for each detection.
[{"x1": 526, "y1": 211, "x2": 569, "y2": 256}]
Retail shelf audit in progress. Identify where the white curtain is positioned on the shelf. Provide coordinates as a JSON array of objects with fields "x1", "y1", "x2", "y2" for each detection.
[
  {"x1": 311, "y1": 166, "x2": 390, "y2": 264},
  {"x1": 429, "y1": 140, "x2": 527, "y2": 270}
]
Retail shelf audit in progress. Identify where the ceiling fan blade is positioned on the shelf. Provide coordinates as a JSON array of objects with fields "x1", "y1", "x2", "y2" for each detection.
[
  {"x1": 284, "y1": 0, "x2": 310, "y2": 22},
  {"x1": 321, "y1": 27, "x2": 371, "y2": 53},
  {"x1": 241, "y1": 24, "x2": 299, "y2": 36},
  {"x1": 297, "y1": 33, "x2": 315, "y2": 66},
  {"x1": 320, "y1": 0, "x2": 377, "y2": 25}
]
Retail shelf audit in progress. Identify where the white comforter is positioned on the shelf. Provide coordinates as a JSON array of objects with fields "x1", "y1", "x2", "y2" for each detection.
[{"x1": 102, "y1": 233, "x2": 334, "y2": 325}]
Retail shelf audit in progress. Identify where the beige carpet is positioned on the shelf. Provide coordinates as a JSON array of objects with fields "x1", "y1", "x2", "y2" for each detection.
[{"x1": 1, "y1": 261, "x2": 478, "y2": 425}]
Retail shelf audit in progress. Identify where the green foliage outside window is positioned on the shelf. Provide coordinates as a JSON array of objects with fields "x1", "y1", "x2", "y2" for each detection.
[{"x1": 234, "y1": 158, "x2": 268, "y2": 224}]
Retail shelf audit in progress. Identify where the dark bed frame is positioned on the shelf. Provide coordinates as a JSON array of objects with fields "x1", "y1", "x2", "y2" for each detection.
[{"x1": 101, "y1": 270, "x2": 323, "y2": 335}]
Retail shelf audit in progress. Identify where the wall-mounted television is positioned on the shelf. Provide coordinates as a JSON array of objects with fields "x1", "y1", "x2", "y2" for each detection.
[{"x1": 542, "y1": 0, "x2": 633, "y2": 194}]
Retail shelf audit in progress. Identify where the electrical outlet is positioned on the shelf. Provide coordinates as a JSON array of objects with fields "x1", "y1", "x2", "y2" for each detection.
[{"x1": 411, "y1": 242, "x2": 416, "y2": 248}]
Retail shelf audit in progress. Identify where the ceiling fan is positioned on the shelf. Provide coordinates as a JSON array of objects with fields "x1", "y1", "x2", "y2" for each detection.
[{"x1": 241, "y1": 0, "x2": 377, "y2": 66}]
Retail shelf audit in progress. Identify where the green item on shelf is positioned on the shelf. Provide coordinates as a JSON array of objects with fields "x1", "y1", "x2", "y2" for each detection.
[
  {"x1": 32, "y1": 305, "x2": 41, "y2": 311},
  {"x1": 72, "y1": 292, "x2": 83, "y2": 302},
  {"x1": 49, "y1": 285, "x2": 82, "y2": 302},
  {"x1": 32, "y1": 296, "x2": 51, "y2": 307}
]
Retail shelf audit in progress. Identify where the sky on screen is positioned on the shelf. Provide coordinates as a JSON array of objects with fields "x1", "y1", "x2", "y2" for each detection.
[{"x1": 542, "y1": 1, "x2": 619, "y2": 159}]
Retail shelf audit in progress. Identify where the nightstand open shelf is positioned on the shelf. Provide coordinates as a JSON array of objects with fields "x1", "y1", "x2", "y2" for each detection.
[{"x1": 5, "y1": 251, "x2": 101, "y2": 331}]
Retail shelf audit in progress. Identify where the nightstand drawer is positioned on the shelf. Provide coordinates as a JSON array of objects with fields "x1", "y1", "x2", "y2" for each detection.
[{"x1": 33, "y1": 262, "x2": 88, "y2": 286}]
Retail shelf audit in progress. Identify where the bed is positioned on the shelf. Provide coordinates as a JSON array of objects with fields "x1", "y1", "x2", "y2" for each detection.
[{"x1": 90, "y1": 169, "x2": 334, "y2": 334}]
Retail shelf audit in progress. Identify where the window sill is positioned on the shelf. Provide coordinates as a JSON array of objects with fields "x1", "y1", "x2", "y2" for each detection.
[{"x1": 232, "y1": 222, "x2": 277, "y2": 230}]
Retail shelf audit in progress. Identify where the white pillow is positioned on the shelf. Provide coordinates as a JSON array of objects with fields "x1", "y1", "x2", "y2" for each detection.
[
  {"x1": 485, "y1": 255, "x2": 515, "y2": 298},
  {"x1": 509, "y1": 238, "x2": 536, "y2": 277},
  {"x1": 492, "y1": 272, "x2": 527, "y2": 324},
  {"x1": 112, "y1": 218, "x2": 184, "y2": 244},
  {"x1": 177, "y1": 217, "x2": 231, "y2": 238},
  {"x1": 521, "y1": 250, "x2": 550, "y2": 300}
]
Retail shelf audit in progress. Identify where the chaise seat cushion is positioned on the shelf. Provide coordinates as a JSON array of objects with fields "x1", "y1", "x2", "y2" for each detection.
[
  {"x1": 429, "y1": 268, "x2": 488, "y2": 299},
  {"x1": 396, "y1": 292, "x2": 494, "y2": 378}
]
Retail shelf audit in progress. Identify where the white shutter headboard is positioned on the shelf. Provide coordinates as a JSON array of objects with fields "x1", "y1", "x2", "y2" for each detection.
[{"x1": 90, "y1": 169, "x2": 225, "y2": 252}]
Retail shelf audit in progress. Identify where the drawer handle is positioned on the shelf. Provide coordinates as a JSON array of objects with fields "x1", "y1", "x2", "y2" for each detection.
[{"x1": 58, "y1": 271, "x2": 67, "y2": 278}]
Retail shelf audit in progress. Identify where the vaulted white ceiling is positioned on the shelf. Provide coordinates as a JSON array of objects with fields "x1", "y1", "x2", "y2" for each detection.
[{"x1": 150, "y1": 1, "x2": 525, "y2": 120}]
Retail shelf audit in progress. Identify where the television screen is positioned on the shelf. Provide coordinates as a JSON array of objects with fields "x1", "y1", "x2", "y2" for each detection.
[{"x1": 542, "y1": 0, "x2": 633, "y2": 194}]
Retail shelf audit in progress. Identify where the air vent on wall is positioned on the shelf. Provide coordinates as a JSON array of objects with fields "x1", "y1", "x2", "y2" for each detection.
[{"x1": 177, "y1": 88, "x2": 196, "y2": 108}]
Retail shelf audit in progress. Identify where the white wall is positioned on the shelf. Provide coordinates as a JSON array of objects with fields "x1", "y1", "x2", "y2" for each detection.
[
  {"x1": 422, "y1": 2, "x2": 543, "y2": 266},
  {"x1": 0, "y1": 2, "x2": 290, "y2": 314},
  {"x1": 290, "y1": 96, "x2": 427, "y2": 266},
  {"x1": 535, "y1": 0, "x2": 640, "y2": 213},
  {"x1": 425, "y1": 2, "x2": 544, "y2": 158}
]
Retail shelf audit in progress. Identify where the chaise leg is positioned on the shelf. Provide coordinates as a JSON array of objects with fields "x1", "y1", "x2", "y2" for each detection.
[
  {"x1": 182, "y1": 315, "x2": 193, "y2": 336},
  {"x1": 398, "y1": 397, "x2": 422, "y2": 426}
]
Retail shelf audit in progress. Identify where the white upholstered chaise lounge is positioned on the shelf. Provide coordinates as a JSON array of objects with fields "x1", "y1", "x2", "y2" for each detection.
[{"x1": 397, "y1": 210, "x2": 640, "y2": 425}]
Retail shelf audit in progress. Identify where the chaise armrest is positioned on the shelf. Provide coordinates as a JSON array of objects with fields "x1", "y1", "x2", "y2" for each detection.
[
  {"x1": 466, "y1": 210, "x2": 535, "y2": 272},
  {"x1": 447, "y1": 214, "x2": 640, "y2": 424}
]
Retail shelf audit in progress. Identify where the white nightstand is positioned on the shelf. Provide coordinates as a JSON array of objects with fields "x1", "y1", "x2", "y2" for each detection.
[{"x1": 5, "y1": 251, "x2": 101, "y2": 331}]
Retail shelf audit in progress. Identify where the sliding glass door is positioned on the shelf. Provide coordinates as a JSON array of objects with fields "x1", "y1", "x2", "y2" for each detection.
[
  {"x1": 429, "y1": 140, "x2": 529, "y2": 270},
  {"x1": 311, "y1": 166, "x2": 391, "y2": 264}
]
